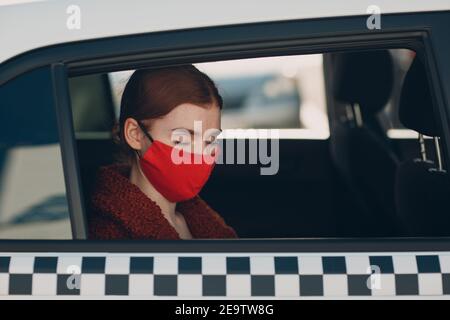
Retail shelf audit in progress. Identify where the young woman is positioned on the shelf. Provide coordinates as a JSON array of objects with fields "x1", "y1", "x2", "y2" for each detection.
[{"x1": 88, "y1": 65, "x2": 237, "y2": 240}]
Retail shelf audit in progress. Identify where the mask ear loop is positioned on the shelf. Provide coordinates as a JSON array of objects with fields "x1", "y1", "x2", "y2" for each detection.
[
  {"x1": 137, "y1": 120, "x2": 154, "y2": 143},
  {"x1": 135, "y1": 120, "x2": 154, "y2": 159}
]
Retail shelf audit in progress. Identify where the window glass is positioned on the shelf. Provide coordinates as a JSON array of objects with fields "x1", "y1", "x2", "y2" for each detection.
[
  {"x1": 68, "y1": 48, "x2": 448, "y2": 239},
  {"x1": 0, "y1": 67, "x2": 71, "y2": 239},
  {"x1": 107, "y1": 55, "x2": 329, "y2": 139},
  {"x1": 379, "y1": 49, "x2": 417, "y2": 138},
  {"x1": 197, "y1": 55, "x2": 328, "y2": 135}
]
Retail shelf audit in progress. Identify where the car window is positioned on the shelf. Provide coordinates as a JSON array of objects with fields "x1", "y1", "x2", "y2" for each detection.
[
  {"x1": 68, "y1": 47, "x2": 449, "y2": 239},
  {"x1": 0, "y1": 67, "x2": 71, "y2": 239},
  {"x1": 377, "y1": 49, "x2": 418, "y2": 138},
  {"x1": 107, "y1": 55, "x2": 329, "y2": 139}
]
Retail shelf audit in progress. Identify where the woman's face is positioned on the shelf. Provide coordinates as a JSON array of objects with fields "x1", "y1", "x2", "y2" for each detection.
[{"x1": 125, "y1": 102, "x2": 221, "y2": 156}]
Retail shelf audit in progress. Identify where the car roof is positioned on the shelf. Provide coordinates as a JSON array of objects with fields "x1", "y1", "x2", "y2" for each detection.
[{"x1": 0, "y1": 0, "x2": 449, "y2": 65}]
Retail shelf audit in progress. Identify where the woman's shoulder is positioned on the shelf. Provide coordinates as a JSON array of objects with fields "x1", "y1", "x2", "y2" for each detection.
[{"x1": 178, "y1": 196, "x2": 238, "y2": 239}]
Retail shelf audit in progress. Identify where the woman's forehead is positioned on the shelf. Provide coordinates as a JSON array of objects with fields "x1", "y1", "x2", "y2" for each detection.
[{"x1": 159, "y1": 103, "x2": 221, "y2": 129}]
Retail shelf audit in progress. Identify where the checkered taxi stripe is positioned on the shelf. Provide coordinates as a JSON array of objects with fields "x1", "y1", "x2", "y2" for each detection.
[{"x1": 1, "y1": 253, "x2": 450, "y2": 297}]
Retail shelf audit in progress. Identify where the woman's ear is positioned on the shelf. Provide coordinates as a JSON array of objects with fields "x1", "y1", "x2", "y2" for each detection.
[{"x1": 124, "y1": 118, "x2": 144, "y2": 151}]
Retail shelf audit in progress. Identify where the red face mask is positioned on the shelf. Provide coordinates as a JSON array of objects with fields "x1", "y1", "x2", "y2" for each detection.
[{"x1": 137, "y1": 121, "x2": 217, "y2": 202}]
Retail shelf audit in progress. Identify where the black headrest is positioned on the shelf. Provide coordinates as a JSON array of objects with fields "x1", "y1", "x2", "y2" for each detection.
[
  {"x1": 399, "y1": 57, "x2": 440, "y2": 137},
  {"x1": 331, "y1": 50, "x2": 393, "y2": 115}
]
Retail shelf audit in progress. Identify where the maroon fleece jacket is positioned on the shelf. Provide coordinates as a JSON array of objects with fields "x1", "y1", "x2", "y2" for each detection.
[{"x1": 88, "y1": 164, "x2": 238, "y2": 240}]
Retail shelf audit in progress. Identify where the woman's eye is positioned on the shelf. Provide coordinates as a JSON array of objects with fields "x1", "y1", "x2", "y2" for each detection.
[
  {"x1": 172, "y1": 135, "x2": 189, "y2": 145},
  {"x1": 206, "y1": 136, "x2": 218, "y2": 145}
]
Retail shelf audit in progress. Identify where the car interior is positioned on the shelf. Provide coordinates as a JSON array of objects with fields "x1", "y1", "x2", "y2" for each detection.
[{"x1": 68, "y1": 48, "x2": 450, "y2": 239}]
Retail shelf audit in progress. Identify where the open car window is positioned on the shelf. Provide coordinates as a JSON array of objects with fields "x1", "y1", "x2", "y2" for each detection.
[{"x1": 68, "y1": 47, "x2": 449, "y2": 240}]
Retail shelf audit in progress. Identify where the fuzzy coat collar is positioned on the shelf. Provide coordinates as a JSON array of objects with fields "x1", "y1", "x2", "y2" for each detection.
[{"x1": 88, "y1": 164, "x2": 237, "y2": 240}]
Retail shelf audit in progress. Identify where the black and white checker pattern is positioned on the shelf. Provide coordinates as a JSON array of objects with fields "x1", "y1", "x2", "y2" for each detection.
[{"x1": 1, "y1": 253, "x2": 450, "y2": 297}]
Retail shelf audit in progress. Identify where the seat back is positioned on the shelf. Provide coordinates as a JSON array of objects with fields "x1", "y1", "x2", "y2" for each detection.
[
  {"x1": 329, "y1": 50, "x2": 400, "y2": 235},
  {"x1": 69, "y1": 74, "x2": 118, "y2": 216},
  {"x1": 396, "y1": 57, "x2": 450, "y2": 236}
]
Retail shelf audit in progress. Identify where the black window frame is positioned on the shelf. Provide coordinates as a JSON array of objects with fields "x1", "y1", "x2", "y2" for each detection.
[{"x1": 0, "y1": 11, "x2": 449, "y2": 252}]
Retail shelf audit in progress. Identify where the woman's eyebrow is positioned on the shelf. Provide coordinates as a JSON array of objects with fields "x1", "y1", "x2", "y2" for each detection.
[
  {"x1": 172, "y1": 127, "x2": 195, "y2": 135},
  {"x1": 172, "y1": 127, "x2": 222, "y2": 133}
]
